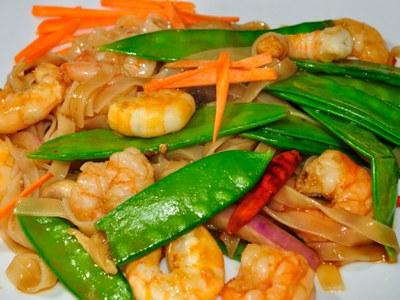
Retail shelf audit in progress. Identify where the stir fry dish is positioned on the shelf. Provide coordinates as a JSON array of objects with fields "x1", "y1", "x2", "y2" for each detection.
[{"x1": 1, "y1": 1, "x2": 399, "y2": 299}]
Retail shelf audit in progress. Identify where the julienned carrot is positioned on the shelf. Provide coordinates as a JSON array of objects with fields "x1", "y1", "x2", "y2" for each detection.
[
  {"x1": 38, "y1": 17, "x2": 119, "y2": 34},
  {"x1": 165, "y1": 53, "x2": 273, "y2": 70},
  {"x1": 0, "y1": 172, "x2": 54, "y2": 219},
  {"x1": 227, "y1": 150, "x2": 302, "y2": 234},
  {"x1": 100, "y1": 0, "x2": 195, "y2": 13},
  {"x1": 213, "y1": 52, "x2": 231, "y2": 142},
  {"x1": 144, "y1": 67, "x2": 277, "y2": 91},
  {"x1": 165, "y1": 1, "x2": 185, "y2": 29},
  {"x1": 15, "y1": 19, "x2": 80, "y2": 63},
  {"x1": 178, "y1": 10, "x2": 239, "y2": 24}
]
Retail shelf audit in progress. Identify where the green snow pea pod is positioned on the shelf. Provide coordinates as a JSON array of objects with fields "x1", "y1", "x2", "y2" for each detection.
[
  {"x1": 17, "y1": 216, "x2": 133, "y2": 299},
  {"x1": 99, "y1": 20, "x2": 333, "y2": 62},
  {"x1": 303, "y1": 108, "x2": 398, "y2": 261},
  {"x1": 241, "y1": 115, "x2": 348, "y2": 155},
  {"x1": 267, "y1": 72, "x2": 400, "y2": 145},
  {"x1": 96, "y1": 150, "x2": 273, "y2": 265},
  {"x1": 294, "y1": 59, "x2": 400, "y2": 86},
  {"x1": 29, "y1": 103, "x2": 287, "y2": 161}
]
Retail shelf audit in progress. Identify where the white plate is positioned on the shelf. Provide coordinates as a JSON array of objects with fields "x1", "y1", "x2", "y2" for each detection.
[{"x1": 0, "y1": 0, "x2": 399, "y2": 299}]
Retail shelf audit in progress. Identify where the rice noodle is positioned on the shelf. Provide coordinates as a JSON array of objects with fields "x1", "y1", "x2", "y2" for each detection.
[
  {"x1": 316, "y1": 263, "x2": 345, "y2": 291},
  {"x1": 15, "y1": 197, "x2": 67, "y2": 219}
]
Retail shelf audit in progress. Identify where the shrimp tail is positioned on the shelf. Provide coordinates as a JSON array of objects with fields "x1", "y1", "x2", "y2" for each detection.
[{"x1": 227, "y1": 150, "x2": 301, "y2": 234}]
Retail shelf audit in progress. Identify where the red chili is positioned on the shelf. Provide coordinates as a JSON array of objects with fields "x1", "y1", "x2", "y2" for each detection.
[
  {"x1": 227, "y1": 150, "x2": 302, "y2": 234},
  {"x1": 397, "y1": 196, "x2": 400, "y2": 207}
]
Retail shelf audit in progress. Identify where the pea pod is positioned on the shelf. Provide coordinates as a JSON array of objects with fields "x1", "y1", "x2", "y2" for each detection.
[
  {"x1": 294, "y1": 59, "x2": 400, "y2": 86},
  {"x1": 29, "y1": 103, "x2": 287, "y2": 161},
  {"x1": 303, "y1": 108, "x2": 398, "y2": 261},
  {"x1": 267, "y1": 72, "x2": 400, "y2": 145},
  {"x1": 99, "y1": 20, "x2": 333, "y2": 61},
  {"x1": 241, "y1": 115, "x2": 348, "y2": 155},
  {"x1": 17, "y1": 216, "x2": 133, "y2": 299},
  {"x1": 96, "y1": 150, "x2": 273, "y2": 265}
]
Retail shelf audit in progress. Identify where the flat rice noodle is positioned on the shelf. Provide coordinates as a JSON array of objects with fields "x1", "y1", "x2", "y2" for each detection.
[
  {"x1": 316, "y1": 263, "x2": 345, "y2": 291},
  {"x1": 309, "y1": 242, "x2": 386, "y2": 262},
  {"x1": 264, "y1": 207, "x2": 370, "y2": 247},
  {"x1": 271, "y1": 185, "x2": 399, "y2": 249},
  {"x1": 209, "y1": 206, "x2": 320, "y2": 269},
  {"x1": 14, "y1": 197, "x2": 66, "y2": 219}
]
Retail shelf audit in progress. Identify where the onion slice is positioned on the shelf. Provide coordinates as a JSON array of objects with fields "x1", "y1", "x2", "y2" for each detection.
[
  {"x1": 14, "y1": 197, "x2": 67, "y2": 218},
  {"x1": 209, "y1": 206, "x2": 320, "y2": 269}
]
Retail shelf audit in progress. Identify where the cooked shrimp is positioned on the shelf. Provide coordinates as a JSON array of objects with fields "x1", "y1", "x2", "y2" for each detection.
[
  {"x1": 43, "y1": 147, "x2": 154, "y2": 221},
  {"x1": 254, "y1": 27, "x2": 352, "y2": 62},
  {"x1": 296, "y1": 150, "x2": 373, "y2": 216},
  {"x1": 0, "y1": 139, "x2": 15, "y2": 202},
  {"x1": 221, "y1": 244, "x2": 314, "y2": 300},
  {"x1": 335, "y1": 18, "x2": 389, "y2": 64},
  {"x1": 108, "y1": 89, "x2": 196, "y2": 138},
  {"x1": 125, "y1": 226, "x2": 224, "y2": 300},
  {"x1": 0, "y1": 63, "x2": 64, "y2": 134}
]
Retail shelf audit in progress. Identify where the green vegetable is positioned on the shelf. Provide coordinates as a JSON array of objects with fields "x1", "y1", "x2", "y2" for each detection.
[
  {"x1": 267, "y1": 72, "x2": 400, "y2": 145},
  {"x1": 303, "y1": 108, "x2": 398, "y2": 261},
  {"x1": 294, "y1": 59, "x2": 400, "y2": 86},
  {"x1": 216, "y1": 238, "x2": 247, "y2": 261},
  {"x1": 96, "y1": 150, "x2": 273, "y2": 265},
  {"x1": 241, "y1": 115, "x2": 348, "y2": 154},
  {"x1": 99, "y1": 20, "x2": 333, "y2": 61},
  {"x1": 29, "y1": 103, "x2": 287, "y2": 161},
  {"x1": 17, "y1": 216, "x2": 132, "y2": 299}
]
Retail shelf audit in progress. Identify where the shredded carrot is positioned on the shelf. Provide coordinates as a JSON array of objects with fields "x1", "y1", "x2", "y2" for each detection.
[
  {"x1": 144, "y1": 66, "x2": 277, "y2": 91},
  {"x1": 165, "y1": 53, "x2": 273, "y2": 70},
  {"x1": 15, "y1": 19, "x2": 80, "y2": 63},
  {"x1": 38, "y1": 16, "x2": 119, "y2": 34},
  {"x1": 100, "y1": 0, "x2": 195, "y2": 13},
  {"x1": 178, "y1": 10, "x2": 239, "y2": 24},
  {"x1": 0, "y1": 173, "x2": 54, "y2": 219},
  {"x1": 213, "y1": 52, "x2": 231, "y2": 142},
  {"x1": 164, "y1": 0, "x2": 185, "y2": 28}
]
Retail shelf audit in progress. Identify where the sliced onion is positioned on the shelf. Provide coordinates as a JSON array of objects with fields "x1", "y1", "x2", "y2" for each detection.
[
  {"x1": 308, "y1": 242, "x2": 386, "y2": 263},
  {"x1": 316, "y1": 263, "x2": 345, "y2": 291},
  {"x1": 271, "y1": 185, "x2": 399, "y2": 249},
  {"x1": 209, "y1": 206, "x2": 320, "y2": 269},
  {"x1": 15, "y1": 197, "x2": 67, "y2": 218},
  {"x1": 264, "y1": 207, "x2": 370, "y2": 247}
]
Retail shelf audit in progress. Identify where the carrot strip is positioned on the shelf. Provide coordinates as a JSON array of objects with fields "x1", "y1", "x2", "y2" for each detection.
[
  {"x1": 213, "y1": 52, "x2": 230, "y2": 142},
  {"x1": 227, "y1": 150, "x2": 302, "y2": 234},
  {"x1": 165, "y1": 53, "x2": 273, "y2": 70},
  {"x1": 38, "y1": 17, "x2": 119, "y2": 34},
  {"x1": 0, "y1": 173, "x2": 54, "y2": 219},
  {"x1": 15, "y1": 19, "x2": 80, "y2": 63},
  {"x1": 100, "y1": 0, "x2": 195, "y2": 13},
  {"x1": 164, "y1": 1, "x2": 185, "y2": 28},
  {"x1": 178, "y1": 10, "x2": 239, "y2": 24},
  {"x1": 144, "y1": 67, "x2": 277, "y2": 91}
]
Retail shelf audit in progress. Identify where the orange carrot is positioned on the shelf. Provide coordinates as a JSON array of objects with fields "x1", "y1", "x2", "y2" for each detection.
[
  {"x1": 178, "y1": 10, "x2": 239, "y2": 24},
  {"x1": 100, "y1": 0, "x2": 195, "y2": 13},
  {"x1": 164, "y1": 0, "x2": 185, "y2": 28},
  {"x1": 38, "y1": 16, "x2": 119, "y2": 34},
  {"x1": 15, "y1": 19, "x2": 80, "y2": 63},
  {"x1": 213, "y1": 52, "x2": 231, "y2": 142},
  {"x1": 0, "y1": 173, "x2": 54, "y2": 219},
  {"x1": 144, "y1": 66, "x2": 277, "y2": 91},
  {"x1": 165, "y1": 53, "x2": 273, "y2": 69}
]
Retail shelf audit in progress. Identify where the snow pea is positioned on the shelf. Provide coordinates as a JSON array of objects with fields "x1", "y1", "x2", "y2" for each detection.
[
  {"x1": 294, "y1": 59, "x2": 400, "y2": 86},
  {"x1": 29, "y1": 103, "x2": 287, "y2": 161},
  {"x1": 241, "y1": 115, "x2": 348, "y2": 155},
  {"x1": 99, "y1": 20, "x2": 333, "y2": 62},
  {"x1": 96, "y1": 150, "x2": 273, "y2": 265},
  {"x1": 17, "y1": 216, "x2": 133, "y2": 299},
  {"x1": 267, "y1": 72, "x2": 400, "y2": 145},
  {"x1": 303, "y1": 108, "x2": 398, "y2": 261}
]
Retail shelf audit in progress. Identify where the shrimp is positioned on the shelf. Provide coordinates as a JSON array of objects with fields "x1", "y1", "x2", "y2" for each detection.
[
  {"x1": 254, "y1": 27, "x2": 352, "y2": 62},
  {"x1": 0, "y1": 63, "x2": 64, "y2": 134},
  {"x1": 334, "y1": 18, "x2": 389, "y2": 64},
  {"x1": 221, "y1": 244, "x2": 314, "y2": 300},
  {"x1": 296, "y1": 150, "x2": 373, "y2": 216},
  {"x1": 108, "y1": 89, "x2": 196, "y2": 138},
  {"x1": 0, "y1": 139, "x2": 15, "y2": 201},
  {"x1": 43, "y1": 147, "x2": 154, "y2": 221},
  {"x1": 125, "y1": 226, "x2": 224, "y2": 300}
]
